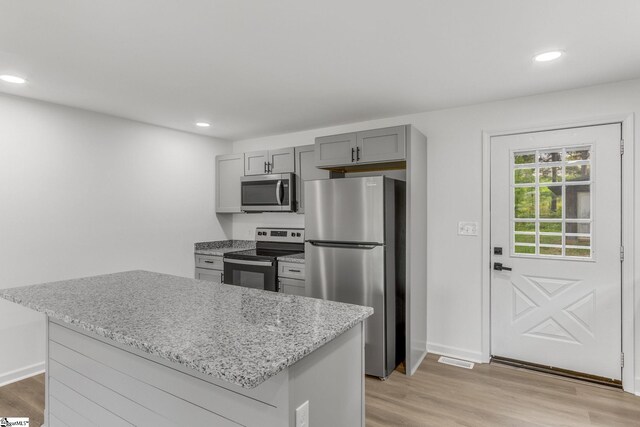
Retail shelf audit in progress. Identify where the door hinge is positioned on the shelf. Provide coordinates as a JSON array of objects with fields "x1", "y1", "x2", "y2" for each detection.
[
  {"x1": 621, "y1": 352, "x2": 625, "y2": 368},
  {"x1": 620, "y1": 246, "x2": 625, "y2": 262},
  {"x1": 620, "y1": 139, "x2": 624, "y2": 155}
]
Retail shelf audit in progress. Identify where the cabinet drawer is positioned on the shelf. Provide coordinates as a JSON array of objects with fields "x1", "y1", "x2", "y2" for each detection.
[
  {"x1": 195, "y1": 254, "x2": 223, "y2": 270},
  {"x1": 195, "y1": 268, "x2": 223, "y2": 283},
  {"x1": 278, "y1": 262, "x2": 305, "y2": 279}
]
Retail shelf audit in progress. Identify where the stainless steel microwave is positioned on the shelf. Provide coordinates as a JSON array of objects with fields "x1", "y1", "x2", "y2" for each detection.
[{"x1": 240, "y1": 173, "x2": 295, "y2": 212}]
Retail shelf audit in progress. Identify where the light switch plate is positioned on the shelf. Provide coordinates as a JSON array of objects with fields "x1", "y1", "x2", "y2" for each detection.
[
  {"x1": 296, "y1": 401, "x2": 309, "y2": 427},
  {"x1": 458, "y1": 221, "x2": 479, "y2": 236}
]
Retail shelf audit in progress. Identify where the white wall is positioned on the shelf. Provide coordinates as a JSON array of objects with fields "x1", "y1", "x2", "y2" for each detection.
[
  {"x1": 233, "y1": 78, "x2": 640, "y2": 391},
  {"x1": 0, "y1": 94, "x2": 232, "y2": 384}
]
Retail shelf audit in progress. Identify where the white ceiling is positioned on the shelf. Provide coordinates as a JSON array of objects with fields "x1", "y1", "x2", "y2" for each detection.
[{"x1": 1, "y1": 0, "x2": 639, "y2": 140}]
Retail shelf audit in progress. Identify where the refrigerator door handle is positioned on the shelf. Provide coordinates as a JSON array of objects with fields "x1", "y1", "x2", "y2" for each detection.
[{"x1": 308, "y1": 241, "x2": 379, "y2": 249}]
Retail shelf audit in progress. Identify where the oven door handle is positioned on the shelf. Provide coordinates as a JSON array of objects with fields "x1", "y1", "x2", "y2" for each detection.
[
  {"x1": 276, "y1": 180, "x2": 283, "y2": 205},
  {"x1": 224, "y1": 258, "x2": 274, "y2": 267}
]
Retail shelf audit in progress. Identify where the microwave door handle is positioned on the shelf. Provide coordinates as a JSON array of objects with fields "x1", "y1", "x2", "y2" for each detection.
[{"x1": 276, "y1": 180, "x2": 283, "y2": 205}]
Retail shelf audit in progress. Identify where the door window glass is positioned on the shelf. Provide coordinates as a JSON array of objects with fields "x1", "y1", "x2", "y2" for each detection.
[{"x1": 512, "y1": 145, "x2": 592, "y2": 258}]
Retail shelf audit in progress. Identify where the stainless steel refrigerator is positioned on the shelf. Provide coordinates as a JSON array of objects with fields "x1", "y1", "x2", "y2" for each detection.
[{"x1": 305, "y1": 175, "x2": 405, "y2": 378}]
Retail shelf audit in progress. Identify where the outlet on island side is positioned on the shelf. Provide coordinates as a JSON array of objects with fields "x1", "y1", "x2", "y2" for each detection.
[{"x1": 296, "y1": 400, "x2": 309, "y2": 427}]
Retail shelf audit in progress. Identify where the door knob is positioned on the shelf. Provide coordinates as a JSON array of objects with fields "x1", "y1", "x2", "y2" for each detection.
[{"x1": 493, "y1": 262, "x2": 512, "y2": 272}]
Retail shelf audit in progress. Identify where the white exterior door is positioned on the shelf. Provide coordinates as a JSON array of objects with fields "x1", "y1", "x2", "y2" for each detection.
[{"x1": 490, "y1": 124, "x2": 622, "y2": 381}]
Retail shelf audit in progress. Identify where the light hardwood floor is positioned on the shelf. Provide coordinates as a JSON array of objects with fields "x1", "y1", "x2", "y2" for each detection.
[
  {"x1": 2, "y1": 354, "x2": 639, "y2": 426},
  {"x1": 366, "y1": 354, "x2": 640, "y2": 426},
  {"x1": 0, "y1": 373, "x2": 44, "y2": 427}
]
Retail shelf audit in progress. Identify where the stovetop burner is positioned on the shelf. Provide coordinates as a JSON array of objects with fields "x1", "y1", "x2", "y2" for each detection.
[
  {"x1": 224, "y1": 248, "x2": 303, "y2": 262},
  {"x1": 224, "y1": 227, "x2": 305, "y2": 262}
]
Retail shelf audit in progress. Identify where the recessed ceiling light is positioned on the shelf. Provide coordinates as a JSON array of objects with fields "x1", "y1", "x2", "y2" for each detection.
[
  {"x1": 533, "y1": 51, "x2": 564, "y2": 62},
  {"x1": 196, "y1": 122, "x2": 211, "y2": 128},
  {"x1": 0, "y1": 74, "x2": 27, "y2": 84}
]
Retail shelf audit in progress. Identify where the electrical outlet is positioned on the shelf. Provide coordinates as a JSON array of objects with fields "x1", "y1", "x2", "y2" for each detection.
[
  {"x1": 296, "y1": 400, "x2": 309, "y2": 427},
  {"x1": 458, "y1": 221, "x2": 478, "y2": 236}
]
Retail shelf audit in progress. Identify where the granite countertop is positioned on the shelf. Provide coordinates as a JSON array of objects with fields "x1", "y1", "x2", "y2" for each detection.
[
  {"x1": 0, "y1": 270, "x2": 371, "y2": 389},
  {"x1": 277, "y1": 253, "x2": 305, "y2": 264},
  {"x1": 194, "y1": 240, "x2": 255, "y2": 256}
]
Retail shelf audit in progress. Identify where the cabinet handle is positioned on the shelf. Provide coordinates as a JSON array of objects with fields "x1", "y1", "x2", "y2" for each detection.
[
  {"x1": 356, "y1": 146, "x2": 360, "y2": 161},
  {"x1": 288, "y1": 269, "x2": 301, "y2": 273},
  {"x1": 264, "y1": 162, "x2": 268, "y2": 173},
  {"x1": 268, "y1": 162, "x2": 272, "y2": 173},
  {"x1": 351, "y1": 147, "x2": 355, "y2": 162},
  {"x1": 204, "y1": 260, "x2": 214, "y2": 264}
]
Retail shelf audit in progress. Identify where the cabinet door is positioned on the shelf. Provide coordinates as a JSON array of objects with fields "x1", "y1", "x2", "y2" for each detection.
[
  {"x1": 244, "y1": 150, "x2": 269, "y2": 176},
  {"x1": 315, "y1": 132, "x2": 357, "y2": 168},
  {"x1": 268, "y1": 147, "x2": 295, "y2": 174},
  {"x1": 279, "y1": 278, "x2": 306, "y2": 296},
  {"x1": 216, "y1": 153, "x2": 244, "y2": 213},
  {"x1": 195, "y1": 268, "x2": 222, "y2": 283},
  {"x1": 294, "y1": 145, "x2": 330, "y2": 213},
  {"x1": 356, "y1": 125, "x2": 406, "y2": 163}
]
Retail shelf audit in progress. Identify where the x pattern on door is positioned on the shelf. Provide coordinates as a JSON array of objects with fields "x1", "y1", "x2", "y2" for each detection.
[{"x1": 511, "y1": 274, "x2": 595, "y2": 345}]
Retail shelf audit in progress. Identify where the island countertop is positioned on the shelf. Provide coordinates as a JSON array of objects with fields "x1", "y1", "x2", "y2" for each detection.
[{"x1": 0, "y1": 270, "x2": 372, "y2": 389}]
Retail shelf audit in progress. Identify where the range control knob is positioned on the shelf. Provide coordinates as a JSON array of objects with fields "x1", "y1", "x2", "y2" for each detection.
[{"x1": 296, "y1": 233, "x2": 301, "y2": 237}]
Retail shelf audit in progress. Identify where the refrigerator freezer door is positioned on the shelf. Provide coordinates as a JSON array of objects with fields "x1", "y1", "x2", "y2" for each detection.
[
  {"x1": 305, "y1": 176, "x2": 385, "y2": 244},
  {"x1": 306, "y1": 241, "x2": 388, "y2": 377}
]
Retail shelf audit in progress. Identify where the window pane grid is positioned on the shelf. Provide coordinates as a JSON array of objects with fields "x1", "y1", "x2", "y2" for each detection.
[{"x1": 511, "y1": 145, "x2": 593, "y2": 259}]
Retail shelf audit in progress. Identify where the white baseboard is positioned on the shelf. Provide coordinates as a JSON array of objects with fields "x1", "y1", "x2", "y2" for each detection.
[
  {"x1": 407, "y1": 346, "x2": 428, "y2": 376},
  {"x1": 427, "y1": 342, "x2": 484, "y2": 364},
  {"x1": 635, "y1": 377, "x2": 640, "y2": 397},
  {"x1": 0, "y1": 361, "x2": 45, "y2": 387}
]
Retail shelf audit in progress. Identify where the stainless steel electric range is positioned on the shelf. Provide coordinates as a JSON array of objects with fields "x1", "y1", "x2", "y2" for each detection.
[{"x1": 223, "y1": 227, "x2": 304, "y2": 292}]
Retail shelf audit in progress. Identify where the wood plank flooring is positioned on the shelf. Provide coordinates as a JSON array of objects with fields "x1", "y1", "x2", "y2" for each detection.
[
  {"x1": 0, "y1": 373, "x2": 45, "y2": 427},
  {"x1": 1, "y1": 354, "x2": 639, "y2": 426},
  {"x1": 366, "y1": 354, "x2": 640, "y2": 426}
]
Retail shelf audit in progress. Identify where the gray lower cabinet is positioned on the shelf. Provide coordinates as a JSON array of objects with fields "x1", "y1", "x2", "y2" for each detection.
[
  {"x1": 215, "y1": 153, "x2": 244, "y2": 213},
  {"x1": 279, "y1": 277, "x2": 305, "y2": 296},
  {"x1": 294, "y1": 145, "x2": 331, "y2": 213},
  {"x1": 195, "y1": 254, "x2": 224, "y2": 283},
  {"x1": 278, "y1": 261, "x2": 305, "y2": 295},
  {"x1": 195, "y1": 268, "x2": 222, "y2": 283},
  {"x1": 245, "y1": 148, "x2": 295, "y2": 175},
  {"x1": 315, "y1": 125, "x2": 407, "y2": 168}
]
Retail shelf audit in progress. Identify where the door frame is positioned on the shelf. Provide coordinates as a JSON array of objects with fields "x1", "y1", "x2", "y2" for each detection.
[{"x1": 481, "y1": 114, "x2": 635, "y2": 394}]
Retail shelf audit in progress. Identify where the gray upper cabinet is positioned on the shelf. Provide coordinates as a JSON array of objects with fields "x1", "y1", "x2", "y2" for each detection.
[
  {"x1": 295, "y1": 145, "x2": 331, "y2": 214},
  {"x1": 244, "y1": 150, "x2": 269, "y2": 175},
  {"x1": 315, "y1": 125, "x2": 407, "y2": 168},
  {"x1": 216, "y1": 153, "x2": 244, "y2": 213},
  {"x1": 268, "y1": 147, "x2": 295, "y2": 174},
  {"x1": 315, "y1": 132, "x2": 357, "y2": 167},
  {"x1": 245, "y1": 148, "x2": 294, "y2": 175},
  {"x1": 357, "y1": 126, "x2": 406, "y2": 163}
]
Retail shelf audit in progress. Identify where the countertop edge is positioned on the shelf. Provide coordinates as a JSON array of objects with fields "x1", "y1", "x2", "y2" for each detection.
[{"x1": 0, "y1": 289, "x2": 371, "y2": 389}]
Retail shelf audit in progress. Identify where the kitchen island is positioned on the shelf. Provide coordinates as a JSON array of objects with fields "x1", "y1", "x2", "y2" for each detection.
[{"x1": 1, "y1": 270, "x2": 372, "y2": 426}]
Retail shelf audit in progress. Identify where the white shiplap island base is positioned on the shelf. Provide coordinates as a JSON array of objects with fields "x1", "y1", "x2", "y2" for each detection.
[{"x1": 1, "y1": 271, "x2": 372, "y2": 427}]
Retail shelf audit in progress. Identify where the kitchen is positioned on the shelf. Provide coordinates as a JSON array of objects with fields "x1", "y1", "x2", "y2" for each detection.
[{"x1": 2, "y1": 1, "x2": 640, "y2": 426}]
